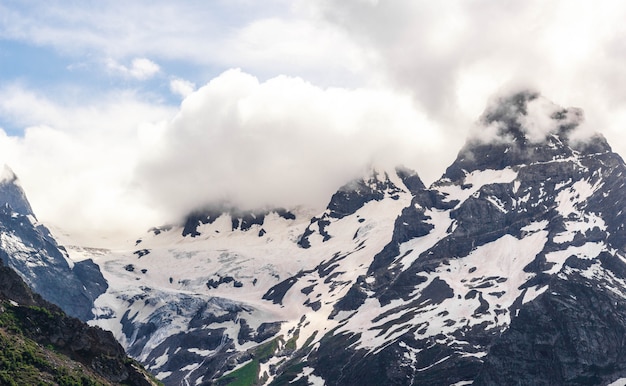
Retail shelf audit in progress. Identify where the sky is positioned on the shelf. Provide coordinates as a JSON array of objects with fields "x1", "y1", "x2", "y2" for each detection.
[{"x1": 1, "y1": 0, "x2": 626, "y2": 244}]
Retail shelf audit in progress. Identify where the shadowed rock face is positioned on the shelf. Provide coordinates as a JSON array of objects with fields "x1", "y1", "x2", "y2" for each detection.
[
  {"x1": 475, "y1": 269, "x2": 626, "y2": 385},
  {"x1": 181, "y1": 206, "x2": 296, "y2": 237},
  {"x1": 0, "y1": 166, "x2": 35, "y2": 218}
]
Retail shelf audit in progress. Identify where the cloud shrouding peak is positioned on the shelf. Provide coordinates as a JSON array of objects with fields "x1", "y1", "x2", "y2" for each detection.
[
  {"x1": 134, "y1": 69, "x2": 445, "y2": 220},
  {"x1": 0, "y1": 85, "x2": 177, "y2": 244},
  {"x1": 313, "y1": 0, "x2": 626, "y2": 151},
  {"x1": 471, "y1": 89, "x2": 590, "y2": 145}
]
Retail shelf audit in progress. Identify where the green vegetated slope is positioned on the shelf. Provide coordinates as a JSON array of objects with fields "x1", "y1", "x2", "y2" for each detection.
[
  {"x1": 215, "y1": 331, "x2": 320, "y2": 386},
  {"x1": 0, "y1": 261, "x2": 160, "y2": 386},
  {"x1": 0, "y1": 314, "x2": 110, "y2": 386}
]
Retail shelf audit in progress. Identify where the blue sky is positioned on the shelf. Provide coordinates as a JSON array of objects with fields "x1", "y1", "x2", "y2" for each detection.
[{"x1": 1, "y1": 1, "x2": 626, "y2": 243}]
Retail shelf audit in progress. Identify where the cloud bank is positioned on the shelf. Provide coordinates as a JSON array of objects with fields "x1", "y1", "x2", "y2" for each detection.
[
  {"x1": 0, "y1": 85, "x2": 176, "y2": 243},
  {"x1": 0, "y1": 71, "x2": 446, "y2": 243},
  {"x1": 313, "y1": 0, "x2": 626, "y2": 148},
  {"x1": 135, "y1": 69, "x2": 443, "y2": 220},
  {"x1": 169, "y1": 78, "x2": 196, "y2": 98}
]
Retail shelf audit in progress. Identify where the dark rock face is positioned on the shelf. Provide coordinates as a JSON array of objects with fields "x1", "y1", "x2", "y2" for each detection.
[
  {"x1": 182, "y1": 207, "x2": 224, "y2": 237},
  {"x1": 0, "y1": 172, "x2": 107, "y2": 321},
  {"x1": 263, "y1": 271, "x2": 309, "y2": 305},
  {"x1": 326, "y1": 168, "x2": 416, "y2": 220},
  {"x1": 476, "y1": 268, "x2": 626, "y2": 385},
  {"x1": 182, "y1": 206, "x2": 296, "y2": 237},
  {"x1": 366, "y1": 200, "x2": 433, "y2": 275},
  {"x1": 207, "y1": 275, "x2": 244, "y2": 289},
  {"x1": 327, "y1": 173, "x2": 392, "y2": 219},
  {"x1": 73, "y1": 258, "x2": 109, "y2": 302},
  {"x1": 146, "y1": 327, "x2": 236, "y2": 385},
  {"x1": 308, "y1": 331, "x2": 484, "y2": 386}
]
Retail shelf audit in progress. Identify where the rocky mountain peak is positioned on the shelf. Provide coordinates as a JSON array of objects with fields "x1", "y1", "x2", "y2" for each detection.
[
  {"x1": 0, "y1": 167, "x2": 108, "y2": 321},
  {"x1": 0, "y1": 164, "x2": 35, "y2": 218},
  {"x1": 0, "y1": 164, "x2": 17, "y2": 183},
  {"x1": 326, "y1": 166, "x2": 423, "y2": 220},
  {"x1": 479, "y1": 90, "x2": 582, "y2": 143},
  {"x1": 440, "y1": 91, "x2": 611, "y2": 184},
  {"x1": 178, "y1": 205, "x2": 297, "y2": 238},
  {"x1": 298, "y1": 166, "x2": 423, "y2": 248}
]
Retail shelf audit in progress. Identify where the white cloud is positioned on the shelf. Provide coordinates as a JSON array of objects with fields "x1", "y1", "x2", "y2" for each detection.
[
  {"x1": 0, "y1": 72, "x2": 447, "y2": 244},
  {"x1": 169, "y1": 78, "x2": 196, "y2": 98},
  {"x1": 313, "y1": 0, "x2": 626, "y2": 150},
  {"x1": 520, "y1": 97, "x2": 582, "y2": 143},
  {"x1": 106, "y1": 57, "x2": 160, "y2": 80},
  {"x1": 221, "y1": 16, "x2": 370, "y2": 85},
  {"x1": 129, "y1": 58, "x2": 161, "y2": 79},
  {"x1": 0, "y1": 84, "x2": 176, "y2": 244},
  {"x1": 136, "y1": 69, "x2": 444, "y2": 220},
  {"x1": 0, "y1": 1, "x2": 370, "y2": 87}
]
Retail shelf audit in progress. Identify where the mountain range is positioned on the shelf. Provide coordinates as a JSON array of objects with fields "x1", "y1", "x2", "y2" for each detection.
[{"x1": 3, "y1": 90, "x2": 626, "y2": 385}]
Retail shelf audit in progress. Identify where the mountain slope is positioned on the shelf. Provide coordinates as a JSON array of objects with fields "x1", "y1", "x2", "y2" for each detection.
[
  {"x1": 0, "y1": 258, "x2": 159, "y2": 385},
  {"x1": 84, "y1": 167, "x2": 421, "y2": 384},
  {"x1": 0, "y1": 166, "x2": 107, "y2": 321},
  {"x1": 294, "y1": 91, "x2": 626, "y2": 385}
]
